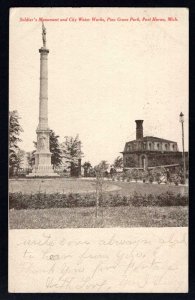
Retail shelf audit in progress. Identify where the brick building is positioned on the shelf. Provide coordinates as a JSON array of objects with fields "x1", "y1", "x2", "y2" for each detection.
[{"x1": 122, "y1": 120, "x2": 188, "y2": 170}]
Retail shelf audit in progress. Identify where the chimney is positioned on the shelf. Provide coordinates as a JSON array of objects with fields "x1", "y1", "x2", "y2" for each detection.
[{"x1": 135, "y1": 120, "x2": 144, "y2": 140}]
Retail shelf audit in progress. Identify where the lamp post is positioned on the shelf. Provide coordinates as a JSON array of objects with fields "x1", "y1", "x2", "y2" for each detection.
[{"x1": 179, "y1": 112, "x2": 186, "y2": 184}]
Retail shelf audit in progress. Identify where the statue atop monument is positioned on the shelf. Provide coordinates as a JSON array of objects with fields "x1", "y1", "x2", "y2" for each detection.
[{"x1": 42, "y1": 21, "x2": 46, "y2": 47}]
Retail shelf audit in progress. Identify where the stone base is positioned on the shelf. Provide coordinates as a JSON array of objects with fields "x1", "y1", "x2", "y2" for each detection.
[
  {"x1": 26, "y1": 166, "x2": 59, "y2": 178},
  {"x1": 26, "y1": 172, "x2": 59, "y2": 178},
  {"x1": 27, "y1": 150, "x2": 60, "y2": 177}
]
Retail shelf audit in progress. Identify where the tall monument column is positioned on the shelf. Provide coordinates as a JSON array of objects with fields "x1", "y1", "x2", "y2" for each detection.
[{"x1": 28, "y1": 23, "x2": 58, "y2": 177}]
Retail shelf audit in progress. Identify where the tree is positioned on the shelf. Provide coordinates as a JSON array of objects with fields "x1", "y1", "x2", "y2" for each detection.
[
  {"x1": 26, "y1": 150, "x2": 36, "y2": 168},
  {"x1": 14, "y1": 149, "x2": 25, "y2": 174},
  {"x1": 82, "y1": 161, "x2": 92, "y2": 177},
  {"x1": 98, "y1": 160, "x2": 109, "y2": 172},
  {"x1": 26, "y1": 141, "x2": 37, "y2": 169},
  {"x1": 50, "y1": 130, "x2": 62, "y2": 169},
  {"x1": 61, "y1": 135, "x2": 83, "y2": 176},
  {"x1": 113, "y1": 156, "x2": 123, "y2": 169},
  {"x1": 9, "y1": 110, "x2": 23, "y2": 176}
]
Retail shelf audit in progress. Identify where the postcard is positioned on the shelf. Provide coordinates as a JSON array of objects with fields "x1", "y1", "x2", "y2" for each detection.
[{"x1": 9, "y1": 7, "x2": 188, "y2": 293}]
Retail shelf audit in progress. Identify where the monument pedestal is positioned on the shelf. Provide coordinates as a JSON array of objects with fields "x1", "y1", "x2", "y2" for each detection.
[
  {"x1": 27, "y1": 129, "x2": 59, "y2": 177},
  {"x1": 27, "y1": 151, "x2": 59, "y2": 177}
]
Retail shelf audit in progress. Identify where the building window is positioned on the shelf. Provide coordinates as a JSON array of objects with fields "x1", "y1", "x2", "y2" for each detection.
[
  {"x1": 149, "y1": 143, "x2": 152, "y2": 150},
  {"x1": 165, "y1": 144, "x2": 168, "y2": 151},
  {"x1": 157, "y1": 143, "x2": 160, "y2": 150},
  {"x1": 143, "y1": 143, "x2": 146, "y2": 150},
  {"x1": 172, "y1": 144, "x2": 175, "y2": 151}
]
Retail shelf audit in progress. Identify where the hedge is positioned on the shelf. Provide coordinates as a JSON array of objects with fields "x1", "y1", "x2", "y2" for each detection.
[{"x1": 9, "y1": 191, "x2": 188, "y2": 210}]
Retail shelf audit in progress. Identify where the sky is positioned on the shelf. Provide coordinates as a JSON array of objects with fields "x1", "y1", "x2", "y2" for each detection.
[{"x1": 9, "y1": 8, "x2": 188, "y2": 166}]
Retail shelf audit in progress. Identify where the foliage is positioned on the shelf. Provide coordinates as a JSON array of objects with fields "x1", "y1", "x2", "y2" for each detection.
[
  {"x1": 130, "y1": 169, "x2": 140, "y2": 182},
  {"x1": 82, "y1": 161, "x2": 92, "y2": 177},
  {"x1": 113, "y1": 156, "x2": 123, "y2": 169},
  {"x1": 131, "y1": 191, "x2": 188, "y2": 207},
  {"x1": 151, "y1": 167, "x2": 167, "y2": 183},
  {"x1": 114, "y1": 167, "x2": 184, "y2": 185},
  {"x1": 14, "y1": 149, "x2": 25, "y2": 173},
  {"x1": 50, "y1": 130, "x2": 62, "y2": 168},
  {"x1": 125, "y1": 156, "x2": 137, "y2": 167},
  {"x1": 61, "y1": 135, "x2": 83, "y2": 176},
  {"x1": 9, "y1": 110, "x2": 23, "y2": 176},
  {"x1": 96, "y1": 160, "x2": 109, "y2": 172},
  {"x1": 110, "y1": 166, "x2": 117, "y2": 178},
  {"x1": 9, "y1": 191, "x2": 188, "y2": 210},
  {"x1": 26, "y1": 150, "x2": 36, "y2": 168},
  {"x1": 88, "y1": 167, "x2": 96, "y2": 177}
]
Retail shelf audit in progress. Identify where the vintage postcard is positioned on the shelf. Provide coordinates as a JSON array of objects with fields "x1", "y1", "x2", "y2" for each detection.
[{"x1": 9, "y1": 7, "x2": 188, "y2": 293}]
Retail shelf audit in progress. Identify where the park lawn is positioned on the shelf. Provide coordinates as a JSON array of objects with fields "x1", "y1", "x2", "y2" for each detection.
[
  {"x1": 110, "y1": 181, "x2": 188, "y2": 197},
  {"x1": 9, "y1": 178, "x2": 188, "y2": 196},
  {"x1": 9, "y1": 205, "x2": 188, "y2": 229},
  {"x1": 9, "y1": 178, "x2": 120, "y2": 194}
]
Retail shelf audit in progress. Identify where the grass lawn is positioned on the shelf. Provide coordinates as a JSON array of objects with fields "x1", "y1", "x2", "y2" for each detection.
[
  {"x1": 9, "y1": 179, "x2": 188, "y2": 229},
  {"x1": 9, "y1": 178, "x2": 187, "y2": 196},
  {"x1": 9, "y1": 178, "x2": 120, "y2": 194},
  {"x1": 110, "y1": 181, "x2": 188, "y2": 196},
  {"x1": 9, "y1": 205, "x2": 188, "y2": 229}
]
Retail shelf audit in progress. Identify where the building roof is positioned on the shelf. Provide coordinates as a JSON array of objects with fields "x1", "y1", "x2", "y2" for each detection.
[{"x1": 126, "y1": 136, "x2": 177, "y2": 144}]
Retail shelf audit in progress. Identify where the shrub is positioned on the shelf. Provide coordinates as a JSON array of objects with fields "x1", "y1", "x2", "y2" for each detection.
[
  {"x1": 102, "y1": 194, "x2": 129, "y2": 207},
  {"x1": 130, "y1": 191, "x2": 188, "y2": 207},
  {"x1": 9, "y1": 190, "x2": 188, "y2": 210}
]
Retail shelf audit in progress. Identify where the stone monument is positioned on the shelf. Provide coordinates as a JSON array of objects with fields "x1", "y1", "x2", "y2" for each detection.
[{"x1": 27, "y1": 23, "x2": 59, "y2": 177}]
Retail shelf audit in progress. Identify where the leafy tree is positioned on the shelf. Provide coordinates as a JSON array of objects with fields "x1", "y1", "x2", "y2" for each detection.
[
  {"x1": 26, "y1": 141, "x2": 37, "y2": 169},
  {"x1": 9, "y1": 110, "x2": 23, "y2": 176},
  {"x1": 82, "y1": 161, "x2": 92, "y2": 177},
  {"x1": 26, "y1": 150, "x2": 36, "y2": 168},
  {"x1": 61, "y1": 135, "x2": 83, "y2": 176},
  {"x1": 14, "y1": 149, "x2": 25, "y2": 174},
  {"x1": 50, "y1": 130, "x2": 62, "y2": 169},
  {"x1": 97, "y1": 160, "x2": 109, "y2": 172},
  {"x1": 113, "y1": 156, "x2": 123, "y2": 169}
]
